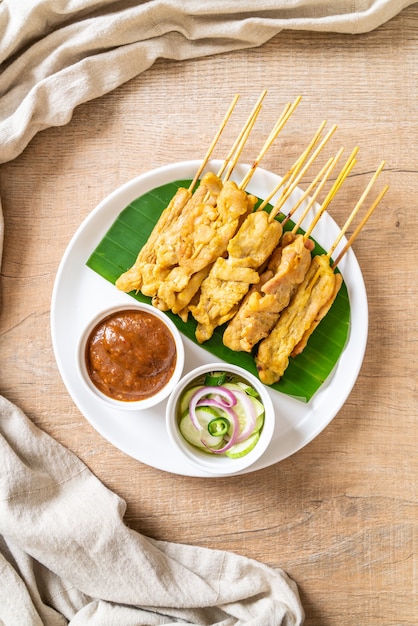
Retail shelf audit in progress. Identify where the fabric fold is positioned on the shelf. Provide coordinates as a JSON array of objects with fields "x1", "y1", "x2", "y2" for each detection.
[
  {"x1": 0, "y1": 0, "x2": 416, "y2": 164},
  {"x1": 0, "y1": 395, "x2": 303, "y2": 624}
]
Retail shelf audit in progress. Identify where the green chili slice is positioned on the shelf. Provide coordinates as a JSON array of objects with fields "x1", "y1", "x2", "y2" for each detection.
[
  {"x1": 207, "y1": 417, "x2": 230, "y2": 437},
  {"x1": 204, "y1": 371, "x2": 227, "y2": 387}
]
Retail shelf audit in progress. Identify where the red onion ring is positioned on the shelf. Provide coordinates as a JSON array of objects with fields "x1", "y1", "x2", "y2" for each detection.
[
  {"x1": 188, "y1": 386, "x2": 236, "y2": 431},
  {"x1": 233, "y1": 390, "x2": 257, "y2": 443},
  {"x1": 186, "y1": 384, "x2": 257, "y2": 454}
]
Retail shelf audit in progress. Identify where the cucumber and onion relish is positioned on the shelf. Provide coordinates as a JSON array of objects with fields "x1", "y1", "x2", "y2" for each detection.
[{"x1": 178, "y1": 371, "x2": 265, "y2": 458}]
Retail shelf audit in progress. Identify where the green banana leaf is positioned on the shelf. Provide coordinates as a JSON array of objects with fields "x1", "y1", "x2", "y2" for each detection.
[{"x1": 87, "y1": 179, "x2": 350, "y2": 402}]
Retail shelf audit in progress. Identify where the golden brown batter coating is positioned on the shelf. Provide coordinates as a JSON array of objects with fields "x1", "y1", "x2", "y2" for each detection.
[
  {"x1": 189, "y1": 210, "x2": 283, "y2": 343},
  {"x1": 255, "y1": 254, "x2": 342, "y2": 384},
  {"x1": 223, "y1": 233, "x2": 314, "y2": 352}
]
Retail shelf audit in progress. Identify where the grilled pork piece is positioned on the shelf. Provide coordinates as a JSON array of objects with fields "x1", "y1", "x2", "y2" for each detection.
[
  {"x1": 255, "y1": 254, "x2": 342, "y2": 384},
  {"x1": 189, "y1": 210, "x2": 283, "y2": 343},
  {"x1": 154, "y1": 179, "x2": 256, "y2": 313},
  {"x1": 116, "y1": 171, "x2": 222, "y2": 295},
  {"x1": 115, "y1": 186, "x2": 191, "y2": 293},
  {"x1": 223, "y1": 232, "x2": 314, "y2": 352}
]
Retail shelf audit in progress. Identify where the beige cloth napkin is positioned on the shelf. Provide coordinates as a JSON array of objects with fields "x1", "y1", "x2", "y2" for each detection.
[
  {"x1": 0, "y1": 0, "x2": 416, "y2": 166},
  {"x1": 0, "y1": 396, "x2": 304, "y2": 624},
  {"x1": 0, "y1": 2, "x2": 416, "y2": 624}
]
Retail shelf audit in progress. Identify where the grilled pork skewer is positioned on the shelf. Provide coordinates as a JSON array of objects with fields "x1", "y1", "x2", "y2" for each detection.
[
  {"x1": 116, "y1": 172, "x2": 223, "y2": 295},
  {"x1": 222, "y1": 232, "x2": 314, "y2": 352},
  {"x1": 222, "y1": 148, "x2": 352, "y2": 353},
  {"x1": 144, "y1": 96, "x2": 269, "y2": 304},
  {"x1": 154, "y1": 180, "x2": 257, "y2": 312},
  {"x1": 255, "y1": 163, "x2": 388, "y2": 385},
  {"x1": 150, "y1": 98, "x2": 302, "y2": 316},
  {"x1": 115, "y1": 94, "x2": 241, "y2": 295},
  {"x1": 152, "y1": 173, "x2": 224, "y2": 273},
  {"x1": 146, "y1": 95, "x2": 269, "y2": 313},
  {"x1": 289, "y1": 178, "x2": 389, "y2": 359},
  {"x1": 189, "y1": 209, "x2": 283, "y2": 342},
  {"x1": 115, "y1": 186, "x2": 191, "y2": 294},
  {"x1": 255, "y1": 254, "x2": 343, "y2": 384}
]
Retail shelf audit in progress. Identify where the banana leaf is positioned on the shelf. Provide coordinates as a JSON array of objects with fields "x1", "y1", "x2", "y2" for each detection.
[{"x1": 87, "y1": 180, "x2": 350, "y2": 402}]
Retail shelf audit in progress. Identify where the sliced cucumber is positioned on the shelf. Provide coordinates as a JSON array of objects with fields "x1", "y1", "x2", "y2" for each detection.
[
  {"x1": 222, "y1": 383, "x2": 265, "y2": 436},
  {"x1": 236, "y1": 381, "x2": 260, "y2": 398},
  {"x1": 222, "y1": 382, "x2": 242, "y2": 393},
  {"x1": 225, "y1": 432, "x2": 260, "y2": 458},
  {"x1": 179, "y1": 406, "x2": 224, "y2": 450},
  {"x1": 178, "y1": 385, "x2": 200, "y2": 415},
  {"x1": 178, "y1": 381, "x2": 265, "y2": 457},
  {"x1": 250, "y1": 396, "x2": 265, "y2": 419}
]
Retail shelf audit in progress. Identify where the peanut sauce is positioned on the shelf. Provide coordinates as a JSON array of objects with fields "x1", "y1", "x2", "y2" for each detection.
[{"x1": 85, "y1": 309, "x2": 177, "y2": 402}]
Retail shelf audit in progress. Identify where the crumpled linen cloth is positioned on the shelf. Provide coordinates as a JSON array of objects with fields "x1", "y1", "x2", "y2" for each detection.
[
  {"x1": 0, "y1": 396, "x2": 304, "y2": 625},
  {"x1": 0, "y1": 0, "x2": 416, "y2": 166}
]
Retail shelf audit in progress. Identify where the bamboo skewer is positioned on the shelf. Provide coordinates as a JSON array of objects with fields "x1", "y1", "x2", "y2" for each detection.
[
  {"x1": 239, "y1": 95, "x2": 302, "y2": 190},
  {"x1": 327, "y1": 159, "x2": 386, "y2": 260},
  {"x1": 269, "y1": 136, "x2": 339, "y2": 225},
  {"x1": 267, "y1": 123, "x2": 338, "y2": 220},
  {"x1": 281, "y1": 123, "x2": 326, "y2": 190},
  {"x1": 331, "y1": 181, "x2": 389, "y2": 269},
  {"x1": 303, "y1": 146, "x2": 358, "y2": 240},
  {"x1": 188, "y1": 93, "x2": 240, "y2": 192},
  {"x1": 258, "y1": 120, "x2": 326, "y2": 213},
  {"x1": 286, "y1": 150, "x2": 344, "y2": 231},
  {"x1": 222, "y1": 102, "x2": 264, "y2": 182},
  {"x1": 200, "y1": 95, "x2": 265, "y2": 204},
  {"x1": 219, "y1": 90, "x2": 267, "y2": 181},
  {"x1": 279, "y1": 123, "x2": 338, "y2": 205},
  {"x1": 256, "y1": 155, "x2": 307, "y2": 214},
  {"x1": 275, "y1": 121, "x2": 327, "y2": 202},
  {"x1": 238, "y1": 102, "x2": 292, "y2": 190}
]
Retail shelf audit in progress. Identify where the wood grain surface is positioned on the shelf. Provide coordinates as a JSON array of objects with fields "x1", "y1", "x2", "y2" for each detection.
[{"x1": 1, "y1": 5, "x2": 417, "y2": 625}]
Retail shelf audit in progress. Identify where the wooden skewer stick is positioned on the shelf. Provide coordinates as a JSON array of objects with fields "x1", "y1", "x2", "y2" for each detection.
[
  {"x1": 258, "y1": 120, "x2": 326, "y2": 213},
  {"x1": 289, "y1": 156, "x2": 337, "y2": 228},
  {"x1": 327, "y1": 159, "x2": 386, "y2": 260},
  {"x1": 331, "y1": 182, "x2": 389, "y2": 270},
  {"x1": 238, "y1": 101, "x2": 293, "y2": 190},
  {"x1": 222, "y1": 102, "x2": 264, "y2": 182},
  {"x1": 200, "y1": 96, "x2": 265, "y2": 204},
  {"x1": 256, "y1": 165, "x2": 295, "y2": 211},
  {"x1": 267, "y1": 123, "x2": 338, "y2": 220},
  {"x1": 239, "y1": 95, "x2": 302, "y2": 190},
  {"x1": 267, "y1": 122, "x2": 329, "y2": 220},
  {"x1": 256, "y1": 146, "x2": 311, "y2": 212},
  {"x1": 219, "y1": 90, "x2": 267, "y2": 180},
  {"x1": 281, "y1": 121, "x2": 328, "y2": 191},
  {"x1": 303, "y1": 146, "x2": 358, "y2": 240},
  {"x1": 188, "y1": 93, "x2": 240, "y2": 192},
  {"x1": 286, "y1": 149, "x2": 344, "y2": 231}
]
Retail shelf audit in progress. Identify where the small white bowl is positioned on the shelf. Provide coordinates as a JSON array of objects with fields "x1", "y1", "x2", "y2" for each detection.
[
  {"x1": 78, "y1": 302, "x2": 184, "y2": 411},
  {"x1": 166, "y1": 363, "x2": 275, "y2": 476}
]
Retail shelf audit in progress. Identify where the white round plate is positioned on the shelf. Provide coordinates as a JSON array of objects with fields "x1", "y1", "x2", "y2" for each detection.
[{"x1": 51, "y1": 160, "x2": 368, "y2": 477}]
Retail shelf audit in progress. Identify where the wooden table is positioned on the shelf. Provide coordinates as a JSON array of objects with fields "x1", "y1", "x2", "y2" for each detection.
[{"x1": 1, "y1": 6, "x2": 417, "y2": 625}]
